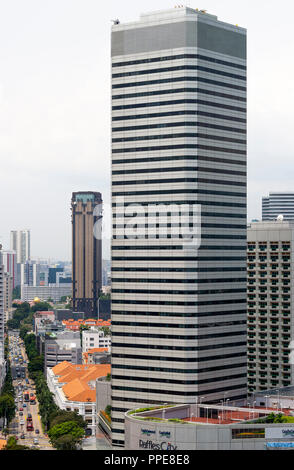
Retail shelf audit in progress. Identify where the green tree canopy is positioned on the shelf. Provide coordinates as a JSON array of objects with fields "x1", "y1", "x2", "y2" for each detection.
[{"x1": 48, "y1": 421, "x2": 85, "y2": 449}]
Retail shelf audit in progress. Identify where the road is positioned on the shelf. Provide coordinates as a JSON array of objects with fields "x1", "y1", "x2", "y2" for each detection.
[{"x1": 8, "y1": 331, "x2": 54, "y2": 450}]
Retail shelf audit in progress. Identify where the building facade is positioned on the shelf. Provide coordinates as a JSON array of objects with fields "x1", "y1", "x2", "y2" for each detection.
[
  {"x1": 82, "y1": 328, "x2": 111, "y2": 353},
  {"x1": 21, "y1": 284, "x2": 72, "y2": 303},
  {"x1": 71, "y1": 191, "x2": 103, "y2": 316},
  {"x1": 262, "y1": 193, "x2": 294, "y2": 221},
  {"x1": 111, "y1": 7, "x2": 247, "y2": 446},
  {"x1": 0, "y1": 248, "x2": 5, "y2": 364},
  {"x1": 247, "y1": 220, "x2": 294, "y2": 394},
  {"x1": 10, "y1": 230, "x2": 30, "y2": 264}
]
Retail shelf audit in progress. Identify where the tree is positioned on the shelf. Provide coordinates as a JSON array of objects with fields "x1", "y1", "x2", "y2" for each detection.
[
  {"x1": 48, "y1": 421, "x2": 85, "y2": 450},
  {"x1": 3, "y1": 436, "x2": 30, "y2": 451},
  {"x1": 53, "y1": 434, "x2": 80, "y2": 450},
  {"x1": 49, "y1": 410, "x2": 86, "y2": 430},
  {"x1": 0, "y1": 395, "x2": 16, "y2": 423}
]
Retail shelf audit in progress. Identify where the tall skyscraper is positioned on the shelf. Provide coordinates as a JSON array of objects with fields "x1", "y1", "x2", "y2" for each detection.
[
  {"x1": 247, "y1": 220, "x2": 294, "y2": 393},
  {"x1": 71, "y1": 192, "x2": 103, "y2": 316},
  {"x1": 262, "y1": 192, "x2": 294, "y2": 221},
  {"x1": 10, "y1": 230, "x2": 30, "y2": 264},
  {"x1": 111, "y1": 7, "x2": 247, "y2": 446}
]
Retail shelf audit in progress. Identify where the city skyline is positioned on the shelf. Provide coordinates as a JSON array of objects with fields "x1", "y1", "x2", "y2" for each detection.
[{"x1": 0, "y1": 0, "x2": 294, "y2": 259}]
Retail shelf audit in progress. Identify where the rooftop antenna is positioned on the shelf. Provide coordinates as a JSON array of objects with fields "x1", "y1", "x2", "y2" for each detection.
[{"x1": 111, "y1": 19, "x2": 120, "y2": 25}]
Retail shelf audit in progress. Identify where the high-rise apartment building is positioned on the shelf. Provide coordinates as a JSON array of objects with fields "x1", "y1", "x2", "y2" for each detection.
[
  {"x1": 10, "y1": 230, "x2": 30, "y2": 264},
  {"x1": 2, "y1": 250, "x2": 16, "y2": 289},
  {"x1": 0, "y1": 247, "x2": 5, "y2": 364},
  {"x1": 71, "y1": 192, "x2": 103, "y2": 316},
  {"x1": 247, "y1": 220, "x2": 294, "y2": 394},
  {"x1": 111, "y1": 7, "x2": 247, "y2": 446},
  {"x1": 262, "y1": 192, "x2": 294, "y2": 221}
]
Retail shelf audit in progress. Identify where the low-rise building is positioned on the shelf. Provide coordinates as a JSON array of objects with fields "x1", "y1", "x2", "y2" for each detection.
[
  {"x1": 45, "y1": 331, "x2": 82, "y2": 368},
  {"x1": 125, "y1": 403, "x2": 294, "y2": 450},
  {"x1": 21, "y1": 284, "x2": 72, "y2": 303},
  {"x1": 83, "y1": 348, "x2": 110, "y2": 365},
  {"x1": 82, "y1": 328, "x2": 111, "y2": 353},
  {"x1": 47, "y1": 361, "x2": 111, "y2": 436}
]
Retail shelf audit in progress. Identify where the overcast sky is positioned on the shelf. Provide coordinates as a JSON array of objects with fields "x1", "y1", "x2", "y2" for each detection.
[{"x1": 0, "y1": 0, "x2": 293, "y2": 260}]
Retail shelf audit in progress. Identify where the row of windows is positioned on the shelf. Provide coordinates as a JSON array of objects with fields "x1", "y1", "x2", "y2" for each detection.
[
  {"x1": 112, "y1": 320, "x2": 246, "y2": 329},
  {"x1": 112, "y1": 287, "x2": 247, "y2": 296},
  {"x1": 114, "y1": 211, "x2": 246, "y2": 219},
  {"x1": 112, "y1": 255, "x2": 246, "y2": 261},
  {"x1": 110, "y1": 310, "x2": 247, "y2": 319},
  {"x1": 112, "y1": 278, "x2": 246, "y2": 285},
  {"x1": 114, "y1": 221, "x2": 246, "y2": 229},
  {"x1": 111, "y1": 372, "x2": 247, "y2": 386},
  {"x1": 111, "y1": 362, "x2": 247, "y2": 375},
  {"x1": 112, "y1": 132, "x2": 246, "y2": 145},
  {"x1": 112, "y1": 330, "x2": 246, "y2": 341},
  {"x1": 113, "y1": 75, "x2": 246, "y2": 92},
  {"x1": 113, "y1": 109, "x2": 246, "y2": 124},
  {"x1": 112, "y1": 65, "x2": 246, "y2": 81},
  {"x1": 112, "y1": 340, "x2": 247, "y2": 352},
  {"x1": 112, "y1": 121, "x2": 246, "y2": 134},
  {"x1": 112, "y1": 245, "x2": 246, "y2": 250},
  {"x1": 112, "y1": 53, "x2": 247, "y2": 70},
  {"x1": 112, "y1": 144, "x2": 246, "y2": 155},
  {"x1": 113, "y1": 199, "x2": 246, "y2": 209},
  {"x1": 111, "y1": 351, "x2": 247, "y2": 362},
  {"x1": 112, "y1": 177, "x2": 246, "y2": 188},
  {"x1": 113, "y1": 188, "x2": 246, "y2": 197},
  {"x1": 113, "y1": 109, "x2": 247, "y2": 124},
  {"x1": 113, "y1": 234, "x2": 247, "y2": 241},
  {"x1": 112, "y1": 98, "x2": 246, "y2": 113},
  {"x1": 112, "y1": 87, "x2": 246, "y2": 102},
  {"x1": 111, "y1": 383, "x2": 247, "y2": 396},
  {"x1": 112, "y1": 154, "x2": 246, "y2": 167},
  {"x1": 111, "y1": 267, "x2": 247, "y2": 273},
  {"x1": 111, "y1": 299, "x2": 246, "y2": 307}
]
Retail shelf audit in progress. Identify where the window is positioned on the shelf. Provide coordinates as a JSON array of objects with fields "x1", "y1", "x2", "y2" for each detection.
[{"x1": 232, "y1": 428, "x2": 265, "y2": 439}]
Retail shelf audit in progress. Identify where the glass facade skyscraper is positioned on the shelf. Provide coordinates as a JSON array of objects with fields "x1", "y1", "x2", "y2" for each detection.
[{"x1": 111, "y1": 7, "x2": 247, "y2": 446}]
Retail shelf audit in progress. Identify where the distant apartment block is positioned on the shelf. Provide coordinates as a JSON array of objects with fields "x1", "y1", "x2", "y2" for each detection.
[
  {"x1": 247, "y1": 220, "x2": 294, "y2": 394},
  {"x1": 262, "y1": 193, "x2": 294, "y2": 221},
  {"x1": 2, "y1": 250, "x2": 16, "y2": 289},
  {"x1": 10, "y1": 230, "x2": 30, "y2": 264},
  {"x1": 21, "y1": 284, "x2": 72, "y2": 303}
]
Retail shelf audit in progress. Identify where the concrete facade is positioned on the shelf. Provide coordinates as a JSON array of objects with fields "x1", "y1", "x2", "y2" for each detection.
[
  {"x1": 247, "y1": 221, "x2": 294, "y2": 393},
  {"x1": 124, "y1": 404, "x2": 294, "y2": 450}
]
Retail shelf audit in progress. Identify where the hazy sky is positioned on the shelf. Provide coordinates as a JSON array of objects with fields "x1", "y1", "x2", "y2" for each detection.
[{"x1": 0, "y1": 0, "x2": 293, "y2": 260}]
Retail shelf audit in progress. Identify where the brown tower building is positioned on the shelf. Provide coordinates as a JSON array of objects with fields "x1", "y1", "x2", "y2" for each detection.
[{"x1": 71, "y1": 192, "x2": 103, "y2": 316}]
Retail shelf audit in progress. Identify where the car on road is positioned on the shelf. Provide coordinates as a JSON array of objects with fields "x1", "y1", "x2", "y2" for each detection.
[
  {"x1": 33, "y1": 438, "x2": 39, "y2": 444},
  {"x1": 20, "y1": 420, "x2": 24, "y2": 425},
  {"x1": 35, "y1": 429, "x2": 40, "y2": 434},
  {"x1": 19, "y1": 411, "x2": 23, "y2": 416},
  {"x1": 19, "y1": 407, "x2": 23, "y2": 411},
  {"x1": 23, "y1": 404, "x2": 27, "y2": 407},
  {"x1": 20, "y1": 434, "x2": 25, "y2": 439}
]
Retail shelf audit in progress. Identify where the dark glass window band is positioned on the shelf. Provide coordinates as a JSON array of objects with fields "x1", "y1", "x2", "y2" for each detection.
[
  {"x1": 112, "y1": 87, "x2": 246, "y2": 102},
  {"x1": 112, "y1": 53, "x2": 246, "y2": 70},
  {"x1": 112, "y1": 121, "x2": 246, "y2": 134},
  {"x1": 112, "y1": 132, "x2": 246, "y2": 145},
  {"x1": 112, "y1": 65, "x2": 246, "y2": 81},
  {"x1": 113, "y1": 109, "x2": 246, "y2": 123},
  {"x1": 112, "y1": 144, "x2": 246, "y2": 155},
  {"x1": 112, "y1": 98, "x2": 246, "y2": 113}
]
